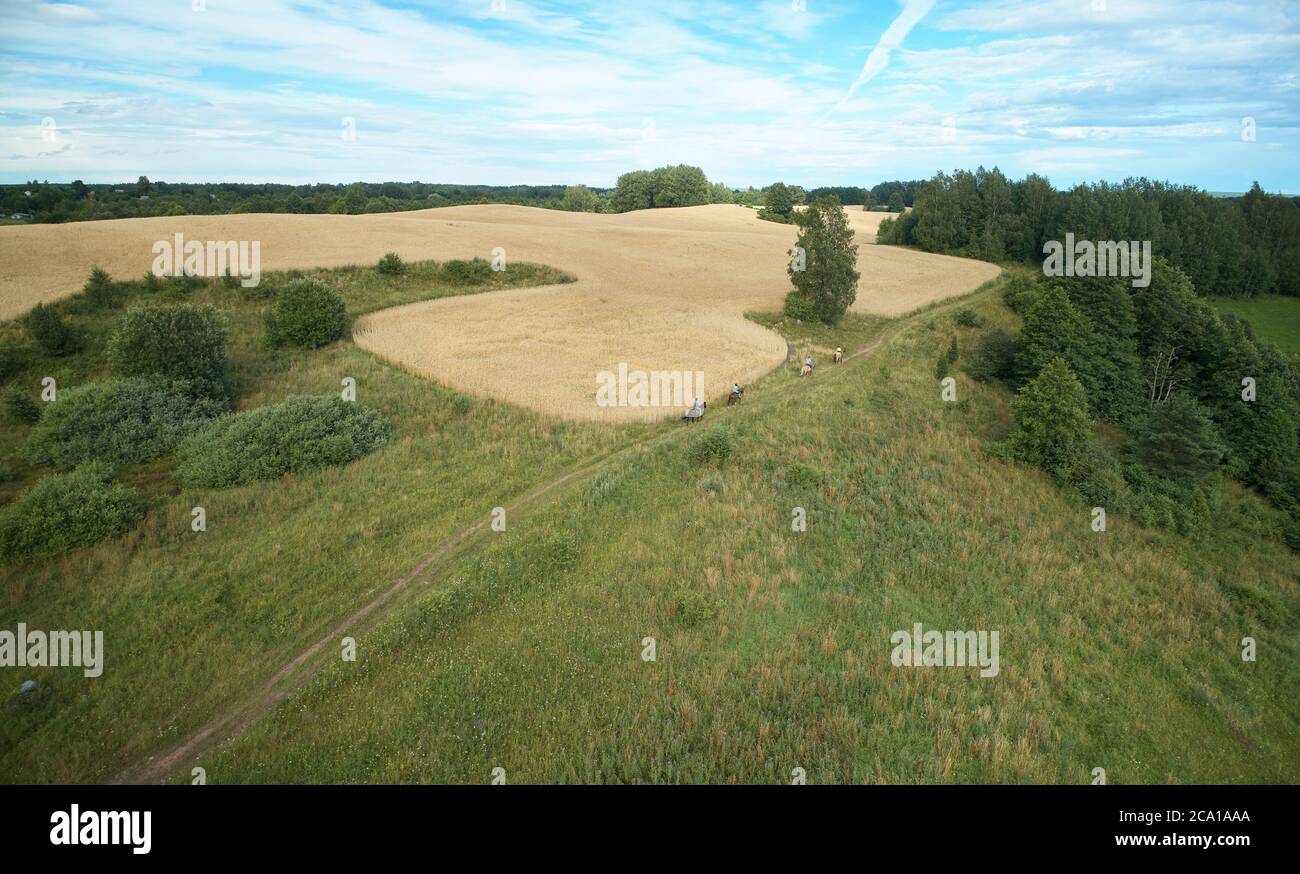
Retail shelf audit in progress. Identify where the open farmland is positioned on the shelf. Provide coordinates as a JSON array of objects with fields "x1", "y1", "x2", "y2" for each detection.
[{"x1": 0, "y1": 204, "x2": 996, "y2": 420}]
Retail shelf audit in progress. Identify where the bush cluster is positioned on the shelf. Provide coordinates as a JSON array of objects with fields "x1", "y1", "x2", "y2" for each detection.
[
  {"x1": 173, "y1": 395, "x2": 392, "y2": 488},
  {"x1": 25, "y1": 377, "x2": 225, "y2": 469},
  {"x1": 782, "y1": 290, "x2": 817, "y2": 322},
  {"x1": 267, "y1": 278, "x2": 349, "y2": 348},
  {"x1": 687, "y1": 425, "x2": 734, "y2": 466},
  {"x1": 25, "y1": 303, "x2": 80, "y2": 356},
  {"x1": 377, "y1": 252, "x2": 406, "y2": 275},
  {"x1": 441, "y1": 258, "x2": 494, "y2": 285},
  {"x1": 108, "y1": 304, "x2": 231, "y2": 400},
  {"x1": 4, "y1": 385, "x2": 42, "y2": 425},
  {"x1": 964, "y1": 327, "x2": 1019, "y2": 383},
  {"x1": 0, "y1": 464, "x2": 145, "y2": 560}
]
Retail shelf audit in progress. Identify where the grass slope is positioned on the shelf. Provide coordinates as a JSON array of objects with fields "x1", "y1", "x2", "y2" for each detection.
[
  {"x1": 0, "y1": 259, "x2": 641, "y2": 783},
  {"x1": 181, "y1": 286, "x2": 1296, "y2": 784},
  {"x1": 2, "y1": 273, "x2": 1296, "y2": 784},
  {"x1": 1209, "y1": 295, "x2": 1300, "y2": 354}
]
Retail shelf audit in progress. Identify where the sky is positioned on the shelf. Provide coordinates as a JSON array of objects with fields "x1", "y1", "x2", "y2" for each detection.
[{"x1": 1, "y1": 0, "x2": 1298, "y2": 191}]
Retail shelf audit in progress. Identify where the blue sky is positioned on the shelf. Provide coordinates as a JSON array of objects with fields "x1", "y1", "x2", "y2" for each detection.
[{"x1": 1, "y1": 0, "x2": 1297, "y2": 191}]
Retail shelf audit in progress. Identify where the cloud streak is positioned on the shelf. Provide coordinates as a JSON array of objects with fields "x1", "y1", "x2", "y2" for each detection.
[
  {"x1": 835, "y1": 0, "x2": 936, "y2": 110},
  {"x1": 0, "y1": 0, "x2": 1295, "y2": 191}
]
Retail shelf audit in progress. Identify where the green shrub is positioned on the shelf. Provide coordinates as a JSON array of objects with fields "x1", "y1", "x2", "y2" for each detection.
[
  {"x1": 0, "y1": 465, "x2": 14, "y2": 484},
  {"x1": 1008, "y1": 357, "x2": 1091, "y2": 476},
  {"x1": 0, "y1": 464, "x2": 145, "y2": 560},
  {"x1": 1061, "y1": 443, "x2": 1133, "y2": 512},
  {"x1": 687, "y1": 425, "x2": 734, "y2": 466},
  {"x1": 1001, "y1": 272, "x2": 1040, "y2": 315},
  {"x1": 238, "y1": 275, "x2": 277, "y2": 301},
  {"x1": 947, "y1": 335, "x2": 959, "y2": 363},
  {"x1": 953, "y1": 307, "x2": 982, "y2": 328},
  {"x1": 108, "y1": 304, "x2": 231, "y2": 400},
  {"x1": 24, "y1": 303, "x2": 80, "y2": 356},
  {"x1": 267, "y1": 278, "x2": 349, "y2": 348},
  {"x1": 441, "y1": 258, "x2": 493, "y2": 285},
  {"x1": 173, "y1": 395, "x2": 393, "y2": 488},
  {"x1": 25, "y1": 378, "x2": 224, "y2": 469},
  {"x1": 781, "y1": 461, "x2": 825, "y2": 489},
  {"x1": 377, "y1": 252, "x2": 406, "y2": 275},
  {"x1": 783, "y1": 290, "x2": 818, "y2": 322},
  {"x1": 671, "y1": 588, "x2": 717, "y2": 626},
  {"x1": 935, "y1": 353, "x2": 950, "y2": 380},
  {"x1": 0, "y1": 341, "x2": 21, "y2": 382},
  {"x1": 964, "y1": 327, "x2": 1019, "y2": 383},
  {"x1": 4, "y1": 385, "x2": 42, "y2": 425},
  {"x1": 83, "y1": 267, "x2": 122, "y2": 310}
]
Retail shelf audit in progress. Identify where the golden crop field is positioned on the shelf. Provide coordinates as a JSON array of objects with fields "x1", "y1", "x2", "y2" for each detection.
[{"x1": 0, "y1": 204, "x2": 997, "y2": 421}]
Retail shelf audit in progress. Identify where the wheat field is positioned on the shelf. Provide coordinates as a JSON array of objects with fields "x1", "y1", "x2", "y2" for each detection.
[{"x1": 0, "y1": 204, "x2": 997, "y2": 420}]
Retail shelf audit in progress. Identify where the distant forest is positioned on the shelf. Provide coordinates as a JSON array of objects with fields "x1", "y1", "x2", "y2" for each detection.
[
  {"x1": 0, "y1": 179, "x2": 581, "y2": 223},
  {"x1": 5, "y1": 174, "x2": 1297, "y2": 300},
  {"x1": 0, "y1": 174, "x2": 925, "y2": 224},
  {"x1": 878, "y1": 172, "x2": 1300, "y2": 298}
]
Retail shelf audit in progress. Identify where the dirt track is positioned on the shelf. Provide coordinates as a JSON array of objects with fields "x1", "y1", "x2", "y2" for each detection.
[{"x1": 0, "y1": 204, "x2": 997, "y2": 420}]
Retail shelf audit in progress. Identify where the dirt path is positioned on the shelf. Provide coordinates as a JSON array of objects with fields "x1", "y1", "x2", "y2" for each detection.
[
  {"x1": 110, "y1": 270, "x2": 1000, "y2": 784},
  {"x1": 112, "y1": 448, "x2": 628, "y2": 784},
  {"x1": 110, "y1": 319, "x2": 903, "y2": 785}
]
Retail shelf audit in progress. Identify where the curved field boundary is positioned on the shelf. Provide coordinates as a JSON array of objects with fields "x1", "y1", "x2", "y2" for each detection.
[{"x1": 109, "y1": 297, "x2": 949, "y2": 784}]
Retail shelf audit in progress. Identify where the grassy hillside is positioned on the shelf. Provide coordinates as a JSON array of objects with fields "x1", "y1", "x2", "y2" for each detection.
[
  {"x1": 1210, "y1": 295, "x2": 1300, "y2": 354},
  {"x1": 2, "y1": 272, "x2": 1297, "y2": 784},
  {"x1": 186, "y1": 286, "x2": 1296, "y2": 784},
  {"x1": 0, "y1": 260, "x2": 641, "y2": 782}
]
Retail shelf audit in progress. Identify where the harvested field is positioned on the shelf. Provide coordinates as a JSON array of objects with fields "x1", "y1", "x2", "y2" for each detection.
[{"x1": 0, "y1": 204, "x2": 997, "y2": 420}]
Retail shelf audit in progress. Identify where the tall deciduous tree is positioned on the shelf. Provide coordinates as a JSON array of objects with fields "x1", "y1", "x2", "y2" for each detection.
[
  {"x1": 786, "y1": 197, "x2": 860, "y2": 325},
  {"x1": 764, "y1": 182, "x2": 797, "y2": 219},
  {"x1": 562, "y1": 184, "x2": 597, "y2": 212}
]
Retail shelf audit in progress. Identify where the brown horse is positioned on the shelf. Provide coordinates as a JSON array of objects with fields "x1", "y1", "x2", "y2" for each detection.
[{"x1": 727, "y1": 385, "x2": 744, "y2": 405}]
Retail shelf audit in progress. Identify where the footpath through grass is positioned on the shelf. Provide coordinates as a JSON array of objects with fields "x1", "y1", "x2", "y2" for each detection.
[
  {"x1": 0, "y1": 258, "x2": 651, "y2": 782},
  {"x1": 188, "y1": 284, "x2": 1298, "y2": 784}
]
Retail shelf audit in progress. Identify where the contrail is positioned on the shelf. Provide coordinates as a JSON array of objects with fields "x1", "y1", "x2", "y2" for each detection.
[{"x1": 833, "y1": 0, "x2": 936, "y2": 111}]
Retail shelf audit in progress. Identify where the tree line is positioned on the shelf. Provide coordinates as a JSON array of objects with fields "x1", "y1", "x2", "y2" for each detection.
[
  {"x1": 2, "y1": 171, "x2": 929, "y2": 223},
  {"x1": 878, "y1": 169, "x2": 1300, "y2": 298},
  {"x1": 0, "y1": 178, "x2": 579, "y2": 222},
  {"x1": 973, "y1": 264, "x2": 1300, "y2": 548}
]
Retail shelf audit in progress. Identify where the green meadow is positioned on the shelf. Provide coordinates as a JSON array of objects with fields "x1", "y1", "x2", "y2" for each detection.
[
  {"x1": 1, "y1": 266, "x2": 1297, "y2": 784},
  {"x1": 1210, "y1": 296, "x2": 1300, "y2": 355}
]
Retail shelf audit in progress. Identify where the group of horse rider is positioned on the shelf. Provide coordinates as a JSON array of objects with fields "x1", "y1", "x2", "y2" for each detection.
[{"x1": 683, "y1": 346, "x2": 844, "y2": 421}]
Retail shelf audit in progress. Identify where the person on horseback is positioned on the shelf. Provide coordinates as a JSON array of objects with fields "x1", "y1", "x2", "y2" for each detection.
[{"x1": 804, "y1": 354, "x2": 815, "y2": 371}]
